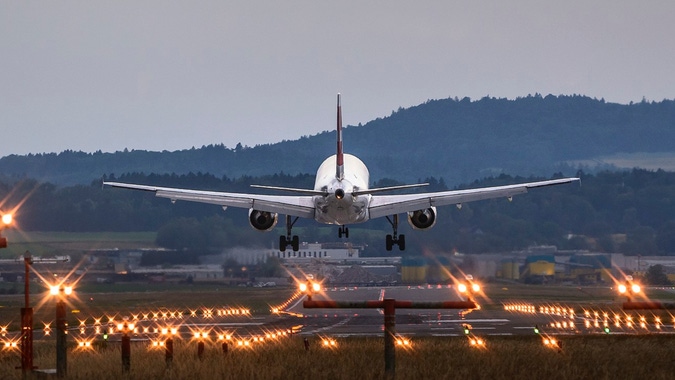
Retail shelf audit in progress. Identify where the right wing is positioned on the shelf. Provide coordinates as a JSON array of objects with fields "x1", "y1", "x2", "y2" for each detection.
[
  {"x1": 368, "y1": 178, "x2": 580, "y2": 219},
  {"x1": 103, "y1": 182, "x2": 316, "y2": 219}
]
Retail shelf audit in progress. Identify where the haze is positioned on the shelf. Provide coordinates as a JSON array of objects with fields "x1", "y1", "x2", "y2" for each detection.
[{"x1": 1, "y1": 1, "x2": 673, "y2": 156}]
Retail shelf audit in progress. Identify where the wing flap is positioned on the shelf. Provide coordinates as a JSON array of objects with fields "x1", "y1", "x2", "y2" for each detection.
[
  {"x1": 104, "y1": 182, "x2": 316, "y2": 219},
  {"x1": 368, "y1": 178, "x2": 578, "y2": 219}
]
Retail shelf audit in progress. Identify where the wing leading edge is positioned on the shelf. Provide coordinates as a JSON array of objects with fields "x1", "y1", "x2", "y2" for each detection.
[{"x1": 368, "y1": 178, "x2": 580, "y2": 219}]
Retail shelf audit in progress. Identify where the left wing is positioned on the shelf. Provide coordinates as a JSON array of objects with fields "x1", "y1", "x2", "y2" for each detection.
[
  {"x1": 368, "y1": 178, "x2": 580, "y2": 219},
  {"x1": 103, "y1": 182, "x2": 316, "y2": 219}
]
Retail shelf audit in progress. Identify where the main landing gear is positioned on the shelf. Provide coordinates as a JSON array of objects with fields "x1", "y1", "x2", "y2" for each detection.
[
  {"x1": 385, "y1": 214, "x2": 406, "y2": 251},
  {"x1": 279, "y1": 215, "x2": 299, "y2": 252},
  {"x1": 338, "y1": 225, "x2": 349, "y2": 238}
]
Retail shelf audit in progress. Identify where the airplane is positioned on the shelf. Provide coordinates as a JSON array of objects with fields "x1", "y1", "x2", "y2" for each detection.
[{"x1": 104, "y1": 94, "x2": 580, "y2": 252}]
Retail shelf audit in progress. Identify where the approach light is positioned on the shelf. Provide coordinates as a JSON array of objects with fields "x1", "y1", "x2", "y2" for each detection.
[
  {"x1": 457, "y1": 283, "x2": 468, "y2": 293},
  {"x1": 469, "y1": 338, "x2": 485, "y2": 347},
  {"x1": 322, "y1": 338, "x2": 337, "y2": 347},
  {"x1": 50, "y1": 285, "x2": 74, "y2": 297},
  {"x1": 543, "y1": 337, "x2": 557, "y2": 346},
  {"x1": 1, "y1": 214, "x2": 11, "y2": 226},
  {"x1": 395, "y1": 338, "x2": 411, "y2": 346}
]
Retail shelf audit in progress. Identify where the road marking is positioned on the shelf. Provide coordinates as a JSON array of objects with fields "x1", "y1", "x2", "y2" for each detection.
[
  {"x1": 422, "y1": 319, "x2": 510, "y2": 323},
  {"x1": 301, "y1": 316, "x2": 353, "y2": 335}
]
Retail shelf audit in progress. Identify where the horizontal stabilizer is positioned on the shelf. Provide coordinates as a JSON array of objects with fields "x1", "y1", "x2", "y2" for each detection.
[
  {"x1": 353, "y1": 183, "x2": 429, "y2": 196},
  {"x1": 250, "y1": 184, "x2": 328, "y2": 196}
]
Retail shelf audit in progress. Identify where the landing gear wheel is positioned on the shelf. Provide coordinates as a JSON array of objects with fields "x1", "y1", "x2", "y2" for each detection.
[
  {"x1": 280, "y1": 216, "x2": 300, "y2": 251},
  {"x1": 338, "y1": 226, "x2": 349, "y2": 239},
  {"x1": 291, "y1": 235, "x2": 300, "y2": 251},
  {"x1": 385, "y1": 214, "x2": 406, "y2": 251}
]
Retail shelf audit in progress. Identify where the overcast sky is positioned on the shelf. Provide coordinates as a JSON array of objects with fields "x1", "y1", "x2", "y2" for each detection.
[{"x1": 1, "y1": 1, "x2": 673, "y2": 156}]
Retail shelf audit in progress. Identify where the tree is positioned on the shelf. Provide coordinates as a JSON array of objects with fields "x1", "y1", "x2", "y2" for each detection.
[
  {"x1": 644, "y1": 265, "x2": 671, "y2": 286},
  {"x1": 260, "y1": 256, "x2": 284, "y2": 277}
]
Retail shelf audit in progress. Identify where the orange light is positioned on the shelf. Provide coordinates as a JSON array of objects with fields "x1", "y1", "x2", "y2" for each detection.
[
  {"x1": 1, "y1": 214, "x2": 12, "y2": 226},
  {"x1": 470, "y1": 338, "x2": 485, "y2": 347}
]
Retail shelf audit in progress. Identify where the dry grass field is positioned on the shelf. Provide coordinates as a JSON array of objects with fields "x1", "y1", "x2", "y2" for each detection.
[{"x1": 1, "y1": 335, "x2": 674, "y2": 379}]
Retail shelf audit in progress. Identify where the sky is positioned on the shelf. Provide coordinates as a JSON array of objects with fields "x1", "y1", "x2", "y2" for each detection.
[{"x1": 1, "y1": 1, "x2": 673, "y2": 156}]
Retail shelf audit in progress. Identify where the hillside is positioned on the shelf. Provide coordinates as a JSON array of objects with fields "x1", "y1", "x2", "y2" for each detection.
[{"x1": 1, "y1": 94, "x2": 674, "y2": 185}]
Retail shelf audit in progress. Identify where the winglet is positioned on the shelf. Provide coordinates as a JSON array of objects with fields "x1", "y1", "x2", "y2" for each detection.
[{"x1": 336, "y1": 93, "x2": 344, "y2": 181}]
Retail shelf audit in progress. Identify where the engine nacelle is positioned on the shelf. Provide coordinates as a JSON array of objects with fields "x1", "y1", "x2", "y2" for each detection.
[
  {"x1": 248, "y1": 209, "x2": 278, "y2": 231},
  {"x1": 407, "y1": 207, "x2": 437, "y2": 230}
]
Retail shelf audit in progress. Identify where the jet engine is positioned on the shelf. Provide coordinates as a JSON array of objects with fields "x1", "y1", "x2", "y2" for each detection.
[
  {"x1": 407, "y1": 207, "x2": 437, "y2": 230},
  {"x1": 248, "y1": 209, "x2": 278, "y2": 231}
]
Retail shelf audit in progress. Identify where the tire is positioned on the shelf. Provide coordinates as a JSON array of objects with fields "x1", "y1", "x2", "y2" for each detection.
[
  {"x1": 386, "y1": 234, "x2": 393, "y2": 251},
  {"x1": 398, "y1": 234, "x2": 406, "y2": 251},
  {"x1": 292, "y1": 235, "x2": 300, "y2": 251},
  {"x1": 279, "y1": 236, "x2": 287, "y2": 252}
]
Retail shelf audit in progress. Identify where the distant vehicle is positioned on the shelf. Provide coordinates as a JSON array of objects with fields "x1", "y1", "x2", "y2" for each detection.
[{"x1": 105, "y1": 95, "x2": 579, "y2": 252}]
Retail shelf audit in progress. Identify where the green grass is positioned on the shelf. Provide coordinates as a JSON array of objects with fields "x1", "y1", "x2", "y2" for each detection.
[{"x1": 0, "y1": 231, "x2": 157, "y2": 258}]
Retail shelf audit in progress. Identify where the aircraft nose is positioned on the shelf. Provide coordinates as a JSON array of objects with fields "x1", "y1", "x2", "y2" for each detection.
[{"x1": 335, "y1": 188, "x2": 345, "y2": 200}]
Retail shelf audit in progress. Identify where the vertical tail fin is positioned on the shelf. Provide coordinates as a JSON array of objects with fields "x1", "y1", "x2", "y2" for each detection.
[{"x1": 336, "y1": 93, "x2": 344, "y2": 181}]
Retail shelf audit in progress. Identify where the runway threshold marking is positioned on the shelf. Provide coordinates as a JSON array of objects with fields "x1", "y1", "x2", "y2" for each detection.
[
  {"x1": 422, "y1": 319, "x2": 510, "y2": 324},
  {"x1": 301, "y1": 316, "x2": 354, "y2": 335}
]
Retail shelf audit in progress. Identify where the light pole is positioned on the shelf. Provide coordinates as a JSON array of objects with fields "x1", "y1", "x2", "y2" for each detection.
[
  {"x1": 0, "y1": 212, "x2": 11, "y2": 248},
  {"x1": 118, "y1": 319, "x2": 134, "y2": 373},
  {"x1": 50, "y1": 285, "x2": 73, "y2": 378},
  {"x1": 0, "y1": 214, "x2": 31, "y2": 376},
  {"x1": 21, "y1": 251, "x2": 34, "y2": 375}
]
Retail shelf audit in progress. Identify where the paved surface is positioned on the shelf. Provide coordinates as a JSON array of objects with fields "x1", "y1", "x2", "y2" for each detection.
[
  {"x1": 6, "y1": 286, "x2": 672, "y2": 345},
  {"x1": 279, "y1": 285, "x2": 673, "y2": 338}
]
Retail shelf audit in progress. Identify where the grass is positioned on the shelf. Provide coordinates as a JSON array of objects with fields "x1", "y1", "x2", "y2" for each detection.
[
  {"x1": 1, "y1": 335, "x2": 674, "y2": 379},
  {"x1": 0, "y1": 231, "x2": 157, "y2": 258}
]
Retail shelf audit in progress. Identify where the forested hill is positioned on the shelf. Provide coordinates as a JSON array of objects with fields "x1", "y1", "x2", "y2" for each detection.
[{"x1": 2, "y1": 94, "x2": 675, "y2": 186}]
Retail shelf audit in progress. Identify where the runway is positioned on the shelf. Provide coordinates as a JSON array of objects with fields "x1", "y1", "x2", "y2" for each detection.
[
  {"x1": 280, "y1": 285, "x2": 673, "y2": 338},
  {"x1": 4, "y1": 285, "x2": 671, "y2": 347}
]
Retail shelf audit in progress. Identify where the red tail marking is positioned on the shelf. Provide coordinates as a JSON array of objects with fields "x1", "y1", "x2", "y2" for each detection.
[{"x1": 336, "y1": 93, "x2": 344, "y2": 180}]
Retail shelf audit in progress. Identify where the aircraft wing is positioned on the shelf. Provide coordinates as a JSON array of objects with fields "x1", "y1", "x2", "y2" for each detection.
[
  {"x1": 368, "y1": 178, "x2": 579, "y2": 219},
  {"x1": 103, "y1": 182, "x2": 316, "y2": 219}
]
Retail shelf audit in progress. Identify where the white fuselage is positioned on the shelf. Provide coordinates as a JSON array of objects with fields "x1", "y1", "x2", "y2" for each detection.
[{"x1": 313, "y1": 154, "x2": 371, "y2": 225}]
